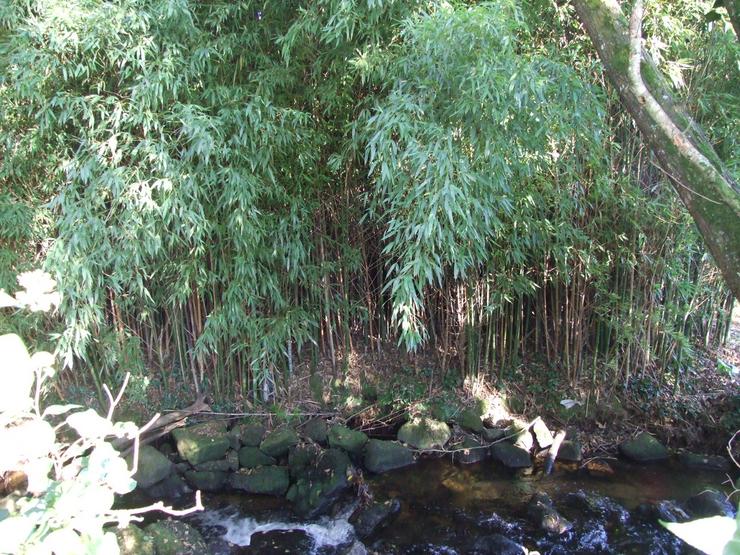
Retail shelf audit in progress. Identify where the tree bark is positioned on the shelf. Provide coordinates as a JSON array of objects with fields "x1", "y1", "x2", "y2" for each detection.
[{"x1": 572, "y1": 0, "x2": 740, "y2": 300}]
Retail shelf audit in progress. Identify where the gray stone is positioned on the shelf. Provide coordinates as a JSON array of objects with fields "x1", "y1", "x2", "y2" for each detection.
[
  {"x1": 482, "y1": 427, "x2": 506, "y2": 442},
  {"x1": 505, "y1": 421, "x2": 533, "y2": 451},
  {"x1": 145, "y1": 519, "x2": 209, "y2": 555},
  {"x1": 678, "y1": 451, "x2": 730, "y2": 472},
  {"x1": 184, "y1": 470, "x2": 227, "y2": 491},
  {"x1": 686, "y1": 489, "x2": 735, "y2": 518},
  {"x1": 350, "y1": 499, "x2": 401, "y2": 538},
  {"x1": 172, "y1": 422, "x2": 230, "y2": 466},
  {"x1": 231, "y1": 422, "x2": 266, "y2": 448},
  {"x1": 636, "y1": 500, "x2": 690, "y2": 523},
  {"x1": 455, "y1": 435, "x2": 488, "y2": 465},
  {"x1": 557, "y1": 439, "x2": 582, "y2": 462},
  {"x1": 289, "y1": 443, "x2": 323, "y2": 479},
  {"x1": 491, "y1": 443, "x2": 531, "y2": 469},
  {"x1": 531, "y1": 419, "x2": 554, "y2": 449},
  {"x1": 129, "y1": 445, "x2": 173, "y2": 488},
  {"x1": 397, "y1": 418, "x2": 451, "y2": 450},
  {"x1": 228, "y1": 466, "x2": 290, "y2": 496},
  {"x1": 115, "y1": 524, "x2": 155, "y2": 555},
  {"x1": 303, "y1": 418, "x2": 329, "y2": 444},
  {"x1": 259, "y1": 428, "x2": 299, "y2": 457},
  {"x1": 194, "y1": 449, "x2": 238, "y2": 472},
  {"x1": 527, "y1": 492, "x2": 572, "y2": 535},
  {"x1": 563, "y1": 490, "x2": 629, "y2": 523},
  {"x1": 328, "y1": 425, "x2": 368, "y2": 454},
  {"x1": 363, "y1": 439, "x2": 415, "y2": 473},
  {"x1": 471, "y1": 534, "x2": 525, "y2": 555},
  {"x1": 459, "y1": 408, "x2": 485, "y2": 433},
  {"x1": 144, "y1": 473, "x2": 191, "y2": 500},
  {"x1": 238, "y1": 446, "x2": 276, "y2": 468},
  {"x1": 618, "y1": 432, "x2": 669, "y2": 463},
  {"x1": 286, "y1": 449, "x2": 353, "y2": 517}
]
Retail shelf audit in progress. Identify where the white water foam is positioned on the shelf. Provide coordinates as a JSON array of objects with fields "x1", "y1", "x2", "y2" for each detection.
[{"x1": 196, "y1": 507, "x2": 357, "y2": 552}]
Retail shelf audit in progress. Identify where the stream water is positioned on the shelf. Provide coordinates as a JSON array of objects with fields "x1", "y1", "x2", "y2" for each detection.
[{"x1": 183, "y1": 457, "x2": 732, "y2": 554}]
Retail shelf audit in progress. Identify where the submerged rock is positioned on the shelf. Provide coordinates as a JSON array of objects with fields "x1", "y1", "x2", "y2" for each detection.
[
  {"x1": 146, "y1": 519, "x2": 210, "y2": 555},
  {"x1": 328, "y1": 425, "x2": 369, "y2": 454},
  {"x1": 229, "y1": 466, "x2": 290, "y2": 496},
  {"x1": 350, "y1": 499, "x2": 401, "y2": 538},
  {"x1": 635, "y1": 500, "x2": 690, "y2": 523},
  {"x1": 238, "y1": 446, "x2": 276, "y2": 469},
  {"x1": 130, "y1": 445, "x2": 173, "y2": 488},
  {"x1": 491, "y1": 443, "x2": 531, "y2": 469},
  {"x1": 686, "y1": 489, "x2": 735, "y2": 518},
  {"x1": 455, "y1": 435, "x2": 488, "y2": 465},
  {"x1": 563, "y1": 490, "x2": 629, "y2": 524},
  {"x1": 172, "y1": 421, "x2": 230, "y2": 466},
  {"x1": 303, "y1": 418, "x2": 329, "y2": 444},
  {"x1": 618, "y1": 432, "x2": 669, "y2": 463},
  {"x1": 184, "y1": 470, "x2": 227, "y2": 491},
  {"x1": 678, "y1": 451, "x2": 731, "y2": 472},
  {"x1": 397, "y1": 417, "x2": 451, "y2": 450},
  {"x1": 470, "y1": 534, "x2": 525, "y2": 554},
  {"x1": 115, "y1": 524, "x2": 155, "y2": 555},
  {"x1": 363, "y1": 439, "x2": 415, "y2": 473},
  {"x1": 260, "y1": 428, "x2": 299, "y2": 457},
  {"x1": 527, "y1": 492, "x2": 573, "y2": 535}
]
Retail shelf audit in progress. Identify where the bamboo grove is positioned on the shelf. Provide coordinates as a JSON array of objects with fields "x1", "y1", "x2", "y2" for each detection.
[{"x1": 1, "y1": 0, "x2": 737, "y2": 403}]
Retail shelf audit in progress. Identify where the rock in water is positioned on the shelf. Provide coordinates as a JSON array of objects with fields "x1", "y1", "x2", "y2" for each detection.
[
  {"x1": 471, "y1": 534, "x2": 525, "y2": 554},
  {"x1": 350, "y1": 499, "x2": 402, "y2": 538},
  {"x1": 635, "y1": 500, "x2": 690, "y2": 523},
  {"x1": 184, "y1": 470, "x2": 227, "y2": 491},
  {"x1": 172, "y1": 421, "x2": 231, "y2": 466},
  {"x1": 144, "y1": 474, "x2": 191, "y2": 501},
  {"x1": 238, "y1": 446, "x2": 276, "y2": 469},
  {"x1": 363, "y1": 439, "x2": 415, "y2": 473},
  {"x1": 287, "y1": 448, "x2": 353, "y2": 517},
  {"x1": 618, "y1": 432, "x2": 669, "y2": 462},
  {"x1": 328, "y1": 425, "x2": 369, "y2": 454},
  {"x1": 228, "y1": 466, "x2": 290, "y2": 495},
  {"x1": 557, "y1": 439, "x2": 583, "y2": 462},
  {"x1": 527, "y1": 492, "x2": 573, "y2": 535},
  {"x1": 531, "y1": 418, "x2": 554, "y2": 448},
  {"x1": 686, "y1": 489, "x2": 736, "y2": 518},
  {"x1": 146, "y1": 519, "x2": 209, "y2": 555},
  {"x1": 397, "y1": 418, "x2": 451, "y2": 450},
  {"x1": 491, "y1": 443, "x2": 531, "y2": 469},
  {"x1": 678, "y1": 451, "x2": 730, "y2": 471},
  {"x1": 455, "y1": 435, "x2": 488, "y2": 465},
  {"x1": 259, "y1": 428, "x2": 299, "y2": 457},
  {"x1": 129, "y1": 445, "x2": 173, "y2": 488}
]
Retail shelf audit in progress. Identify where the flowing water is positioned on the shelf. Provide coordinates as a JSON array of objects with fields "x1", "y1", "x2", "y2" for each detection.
[{"x1": 186, "y1": 458, "x2": 732, "y2": 554}]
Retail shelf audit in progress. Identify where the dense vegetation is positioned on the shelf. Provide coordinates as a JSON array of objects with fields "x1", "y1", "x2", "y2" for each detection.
[{"x1": 0, "y1": 0, "x2": 737, "y2": 408}]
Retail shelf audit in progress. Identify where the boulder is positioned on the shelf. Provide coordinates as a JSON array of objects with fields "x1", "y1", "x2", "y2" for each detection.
[
  {"x1": 455, "y1": 436, "x2": 488, "y2": 465},
  {"x1": 144, "y1": 473, "x2": 191, "y2": 501},
  {"x1": 145, "y1": 519, "x2": 209, "y2": 555},
  {"x1": 172, "y1": 422, "x2": 230, "y2": 466},
  {"x1": 397, "y1": 418, "x2": 451, "y2": 450},
  {"x1": 678, "y1": 451, "x2": 731, "y2": 472},
  {"x1": 303, "y1": 418, "x2": 329, "y2": 444},
  {"x1": 482, "y1": 427, "x2": 506, "y2": 442},
  {"x1": 238, "y1": 446, "x2": 276, "y2": 469},
  {"x1": 289, "y1": 443, "x2": 323, "y2": 479},
  {"x1": 286, "y1": 449, "x2": 353, "y2": 517},
  {"x1": 557, "y1": 439, "x2": 583, "y2": 463},
  {"x1": 505, "y1": 421, "x2": 533, "y2": 451},
  {"x1": 231, "y1": 422, "x2": 266, "y2": 448},
  {"x1": 194, "y1": 450, "x2": 238, "y2": 472},
  {"x1": 471, "y1": 534, "x2": 525, "y2": 555},
  {"x1": 618, "y1": 432, "x2": 669, "y2": 463},
  {"x1": 115, "y1": 525, "x2": 155, "y2": 555},
  {"x1": 527, "y1": 492, "x2": 573, "y2": 535},
  {"x1": 491, "y1": 443, "x2": 531, "y2": 469},
  {"x1": 363, "y1": 440, "x2": 415, "y2": 473},
  {"x1": 184, "y1": 470, "x2": 227, "y2": 491},
  {"x1": 531, "y1": 419, "x2": 554, "y2": 449},
  {"x1": 328, "y1": 425, "x2": 368, "y2": 454},
  {"x1": 686, "y1": 489, "x2": 735, "y2": 518},
  {"x1": 350, "y1": 499, "x2": 401, "y2": 539},
  {"x1": 459, "y1": 408, "x2": 485, "y2": 433},
  {"x1": 229, "y1": 466, "x2": 290, "y2": 496},
  {"x1": 259, "y1": 428, "x2": 299, "y2": 458},
  {"x1": 129, "y1": 445, "x2": 173, "y2": 488}
]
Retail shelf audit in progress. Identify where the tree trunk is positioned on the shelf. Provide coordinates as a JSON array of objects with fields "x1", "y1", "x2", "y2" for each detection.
[{"x1": 572, "y1": 0, "x2": 740, "y2": 300}]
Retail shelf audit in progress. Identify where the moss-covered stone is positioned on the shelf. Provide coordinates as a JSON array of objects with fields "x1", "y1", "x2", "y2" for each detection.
[
  {"x1": 302, "y1": 418, "x2": 328, "y2": 444},
  {"x1": 193, "y1": 449, "x2": 238, "y2": 472},
  {"x1": 286, "y1": 449, "x2": 352, "y2": 517},
  {"x1": 455, "y1": 435, "x2": 488, "y2": 465},
  {"x1": 115, "y1": 524, "x2": 155, "y2": 555},
  {"x1": 145, "y1": 519, "x2": 209, "y2": 555},
  {"x1": 172, "y1": 422, "x2": 230, "y2": 466},
  {"x1": 238, "y1": 446, "x2": 276, "y2": 468},
  {"x1": 458, "y1": 408, "x2": 485, "y2": 433},
  {"x1": 491, "y1": 443, "x2": 531, "y2": 469},
  {"x1": 259, "y1": 428, "x2": 299, "y2": 457},
  {"x1": 184, "y1": 470, "x2": 227, "y2": 491},
  {"x1": 128, "y1": 445, "x2": 173, "y2": 488},
  {"x1": 363, "y1": 439, "x2": 415, "y2": 473},
  {"x1": 289, "y1": 443, "x2": 323, "y2": 479},
  {"x1": 397, "y1": 418, "x2": 450, "y2": 450},
  {"x1": 557, "y1": 439, "x2": 582, "y2": 462},
  {"x1": 231, "y1": 422, "x2": 266, "y2": 448},
  {"x1": 143, "y1": 473, "x2": 191, "y2": 501},
  {"x1": 482, "y1": 427, "x2": 506, "y2": 442},
  {"x1": 328, "y1": 424, "x2": 368, "y2": 454},
  {"x1": 505, "y1": 420, "x2": 533, "y2": 451},
  {"x1": 618, "y1": 432, "x2": 669, "y2": 463},
  {"x1": 229, "y1": 466, "x2": 290, "y2": 496},
  {"x1": 350, "y1": 499, "x2": 401, "y2": 539}
]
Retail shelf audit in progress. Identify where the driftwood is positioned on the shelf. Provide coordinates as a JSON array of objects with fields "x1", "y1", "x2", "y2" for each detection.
[
  {"x1": 544, "y1": 429, "x2": 567, "y2": 475},
  {"x1": 114, "y1": 395, "x2": 210, "y2": 456}
]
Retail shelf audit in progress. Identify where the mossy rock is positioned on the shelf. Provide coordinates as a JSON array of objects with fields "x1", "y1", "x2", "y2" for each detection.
[
  {"x1": 286, "y1": 449, "x2": 352, "y2": 517},
  {"x1": 145, "y1": 519, "x2": 209, "y2": 555},
  {"x1": 491, "y1": 443, "x2": 531, "y2": 469},
  {"x1": 231, "y1": 421, "x2": 266, "y2": 448},
  {"x1": 260, "y1": 428, "x2": 299, "y2": 457},
  {"x1": 397, "y1": 417, "x2": 450, "y2": 450},
  {"x1": 115, "y1": 524, "x2": 155, "y2": 555},
  {"x1": 128, "y1": 445, "x2": 173, "y2": 488},
  {"x1": 678, "y1": 451, "x2": 730, "y2": 471},
  {"x1": 238, "y1": 446, "x2": 276, "y2": 469},
  {"x1": 229, "y1": 466, "x2": 290, "y2": 496},
  {"x1": 143, "y1": 474, "x2": 191, "y2": 501},
  {"x1": 458, "y1": 408, "x2": 485, "y2": 433},
  {"x1": 455, "y1": 435, "x2": 488, "y2": 465},
  {"x1": 505, "y1": 421, "x2": 533, "y2": 451},
  {"x1": 328, "y1": 424, "x2": 368, "y2": 454},
  {"x1": 172, "y1": 422, "x2": 230, "y2": 466},
  {"x1": 363, "y1": 439, "x2": 415, "y2": 473},
  {"x1": 618, "y1": 432, "x2": 669, "y2": 463},
  {"x1": 557, "y1": 439, "x2": 582, "y2": 462},
  {"x1": 194, "y1": 449, "x2": 238, "y2": 472},
  {"x1": 482, "y1": 427, "x2": 506, "y2": 442},
  {"x1": 302, "y1": 418, "x2": 328, "y2": 444},
  {"x1": 473, "y1": 397, "x2": 490, "y2": 417},
  {"x1": 184, "y1": 470, "x2": 227, "y2": 491},
  {"x1": 289, "y1": 443, "x2": 323, "y2": 479},
  {"x1": 350, "y1": 499, "x2": 401, "y2": 539}
]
